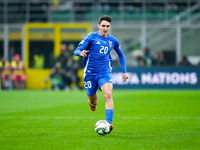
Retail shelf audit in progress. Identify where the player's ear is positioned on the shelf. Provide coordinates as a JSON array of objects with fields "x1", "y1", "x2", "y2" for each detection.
[{"x1": 98, "y1": 24, "x2": 100, "y2": 29}]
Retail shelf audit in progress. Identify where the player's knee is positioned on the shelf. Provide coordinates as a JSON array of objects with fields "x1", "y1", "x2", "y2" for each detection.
[{"x1": 104, "y1": 91, "x2": 112, "y2": 101}]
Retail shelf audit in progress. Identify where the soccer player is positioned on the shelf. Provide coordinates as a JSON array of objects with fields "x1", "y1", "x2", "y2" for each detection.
[{"x1": 74, "y1": 15, "x2": 129, "y2": 133}]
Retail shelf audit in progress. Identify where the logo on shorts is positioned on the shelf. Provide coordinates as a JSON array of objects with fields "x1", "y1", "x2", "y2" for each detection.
[{"x1": 109, "y1": 79, "x2": 113, "y2": 82}]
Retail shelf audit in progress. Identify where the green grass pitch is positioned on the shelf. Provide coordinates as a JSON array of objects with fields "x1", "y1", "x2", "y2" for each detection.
[{"x1": 0, "y1": 90, "x2": 200, "y2": 150}]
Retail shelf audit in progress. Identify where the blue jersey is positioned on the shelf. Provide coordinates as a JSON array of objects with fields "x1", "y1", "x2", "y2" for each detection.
[{"x1": 74, "y1": 31, "x2": 127, "y2": 77}]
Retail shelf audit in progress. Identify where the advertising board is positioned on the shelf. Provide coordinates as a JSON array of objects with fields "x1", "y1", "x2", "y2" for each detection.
[{"x1": 113, "y1": 67, "x2": 200, "y2": 89}]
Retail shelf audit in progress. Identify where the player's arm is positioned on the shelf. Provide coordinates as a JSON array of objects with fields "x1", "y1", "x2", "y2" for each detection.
[
  {"x1": 114, "y1": 41, "x2": 129, "y2": 82},
  {"x1": 74, "y1": 34, "x2": 91, "y2": 57},
  {"x1": 114, "y1": 42, "x2": 127, "y2": 73}
]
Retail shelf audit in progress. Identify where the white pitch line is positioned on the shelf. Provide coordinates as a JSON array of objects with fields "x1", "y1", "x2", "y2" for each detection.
[
  {"x1": 121, "y1": 117, "x2": 200, "y2": 120},
  {"x1": 0, "y1": 116, "x2": 200, "y2": 120},
  {"x1": 0, "y1": 116, "x2": 95, "y2": 119}
]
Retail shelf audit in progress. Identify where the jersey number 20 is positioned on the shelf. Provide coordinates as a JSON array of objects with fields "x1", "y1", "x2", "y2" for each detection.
[
  {"x1": 84, "y1": 81, "x2": 92, "y2": 88},
  {"x1": 99, "y1": 46, "x2": 108, "y2": 54}
]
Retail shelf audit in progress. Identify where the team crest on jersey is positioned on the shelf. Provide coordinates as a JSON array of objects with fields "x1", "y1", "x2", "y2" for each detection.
[{"x1": 109, "y1": 41, "x2": 112, "y2": 48}]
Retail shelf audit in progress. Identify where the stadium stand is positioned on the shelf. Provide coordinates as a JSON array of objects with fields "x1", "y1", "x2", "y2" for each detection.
[{"x1": 0, "y1": 0, "x2": 199, "y2": 23}]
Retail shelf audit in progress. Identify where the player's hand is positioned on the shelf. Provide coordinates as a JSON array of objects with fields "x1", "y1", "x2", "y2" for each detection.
[
  {"x1": 80, "y1": 50, "x2": 89, "y2": 57},
  {"x1": 122, "y1": 73, "x2": 129, "y2": 82}
]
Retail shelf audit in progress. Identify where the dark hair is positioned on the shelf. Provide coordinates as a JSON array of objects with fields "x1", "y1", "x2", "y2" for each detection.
[{"x1": 99, "y1": 15, "x2": 112, "y2": 24}]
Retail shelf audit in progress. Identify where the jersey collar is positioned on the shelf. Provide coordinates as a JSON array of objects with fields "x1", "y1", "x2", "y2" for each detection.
[{"x1": 98, "y1": 31, "x2": 110, "y2": 38}]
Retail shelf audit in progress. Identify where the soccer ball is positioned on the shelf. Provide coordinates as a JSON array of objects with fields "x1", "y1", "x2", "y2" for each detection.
[{"x1": 95, "y1": 120, "x2": 110, "y2": 135}]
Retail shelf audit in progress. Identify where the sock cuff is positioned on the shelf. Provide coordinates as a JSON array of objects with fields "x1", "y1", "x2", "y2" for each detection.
[{"x1": 105, "y1": 109, "x2": 113, "y2": 111}]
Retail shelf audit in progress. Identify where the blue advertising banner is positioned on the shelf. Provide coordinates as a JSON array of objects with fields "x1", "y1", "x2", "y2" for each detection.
[{"x1": 112, "y1": 67, "x2": 200, "y2": 89}]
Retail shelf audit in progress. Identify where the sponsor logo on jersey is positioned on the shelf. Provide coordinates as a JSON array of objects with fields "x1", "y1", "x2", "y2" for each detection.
[{"x1": 96, "y1": 41, "x2": 100, "y2": 44}]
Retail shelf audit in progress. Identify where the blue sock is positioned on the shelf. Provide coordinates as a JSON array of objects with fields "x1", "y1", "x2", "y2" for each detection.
[{"x1": 105, "y1": 109, "x2": 114, "y2": 124}]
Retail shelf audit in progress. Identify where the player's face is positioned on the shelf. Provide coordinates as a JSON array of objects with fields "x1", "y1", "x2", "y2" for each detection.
[{"x1": 98, "y1": 20, "x2": 111, "y2": 37}]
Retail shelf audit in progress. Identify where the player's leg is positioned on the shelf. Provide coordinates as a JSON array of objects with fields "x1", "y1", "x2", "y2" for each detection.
[
  {"x1": 101, "y1": 82, "x2": 114, "y2": 133},
  {"x1": 88, "y1": 93, "x2": 98, "y2": 111},
  {"x1": 98, "y1": 72, "x2": 114, "y2": 124},
  {"x1": 101, "y1": 82, "x2": 114, "y2": 124},
  {"x1": 101, "y1": 82, "x2": 114, "y2": 110},
  {"x1": 84, "y1": 78, "x2": 98, "y2": 111}
]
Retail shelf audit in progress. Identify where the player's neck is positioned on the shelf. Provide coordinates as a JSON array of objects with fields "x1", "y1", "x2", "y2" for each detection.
[{"x1": 99, "y1": 31, "x2": 108, "y2": 37}]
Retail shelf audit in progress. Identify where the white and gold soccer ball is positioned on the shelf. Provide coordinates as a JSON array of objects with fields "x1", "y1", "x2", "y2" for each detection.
[{"x1": 95, "y1": 120, "x2": 110, "y2": 135}]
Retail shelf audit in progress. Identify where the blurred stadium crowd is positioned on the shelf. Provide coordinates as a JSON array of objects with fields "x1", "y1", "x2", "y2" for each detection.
[
  {"x1": 44, "y1": 43, "x2": 83, "y2": 91},
  {"x1": 0, "y1": 54, "x2": 26, "y2": 90},
  {"x1": 0, "y1": 43, "x2": 84, "y2": 90},
  {"x1": 131, "y1": 47, "x2": 200, "y2": 68}
]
